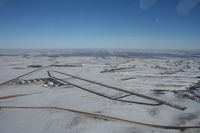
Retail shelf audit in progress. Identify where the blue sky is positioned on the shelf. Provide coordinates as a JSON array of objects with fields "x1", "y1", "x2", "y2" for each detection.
[{"x1": 0, "y1": 0, "x2": 200, "y2": 49}]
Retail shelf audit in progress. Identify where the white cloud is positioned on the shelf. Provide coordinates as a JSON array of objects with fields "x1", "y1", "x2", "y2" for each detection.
[
  {"x1": 139, "y1": 0, "x2": 157, "y2": 11},
  {"x1": 177, "y1": 0, "x2": 200, "y2": 15},
  {"x1": 0, "y1": 0, "x2": 7, "y2": 7}
]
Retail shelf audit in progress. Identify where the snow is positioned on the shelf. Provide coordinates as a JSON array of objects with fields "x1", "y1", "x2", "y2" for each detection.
[{"x1": 0, "y1": 50, "x2": 200, "y2": 133}]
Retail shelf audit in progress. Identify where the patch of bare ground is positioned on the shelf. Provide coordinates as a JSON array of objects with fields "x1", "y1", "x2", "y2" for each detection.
[{"x1": 175, "y1": 113, "x2": 199, "y2": 125}]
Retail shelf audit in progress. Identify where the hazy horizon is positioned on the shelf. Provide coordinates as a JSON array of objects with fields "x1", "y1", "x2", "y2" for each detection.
[{"x1": 0, "y1": 0, "x2": 200, "y2": 50}]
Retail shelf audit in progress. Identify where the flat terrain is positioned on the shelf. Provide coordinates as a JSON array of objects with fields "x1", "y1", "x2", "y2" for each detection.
[{"x1": 0, "y1": 50, "x2": 200, "y2": 133}]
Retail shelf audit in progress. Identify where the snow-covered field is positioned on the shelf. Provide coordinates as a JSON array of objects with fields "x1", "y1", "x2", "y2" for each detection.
[{"x1": 0, "y1": 49, "x2": 200, "y2": 133}]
